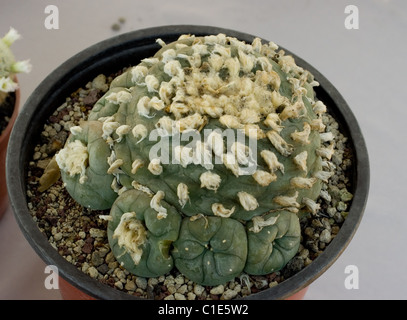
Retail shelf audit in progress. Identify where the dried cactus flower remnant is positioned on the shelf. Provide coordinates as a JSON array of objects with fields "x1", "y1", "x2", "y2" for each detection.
[
  {"x1": 112, "y1": 211, "x2": 146, "y2": 265},
  {"x1": 55, "y1": 33, "x2": 342, "y2": 286},
  {"x1": 55, "y1": 139, "x2": 89, "y2": 184}
]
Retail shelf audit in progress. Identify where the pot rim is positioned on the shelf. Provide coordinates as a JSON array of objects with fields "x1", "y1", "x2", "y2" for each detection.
[{"x1": 6, "y1": 25, "x2": 370, "y2": 300}]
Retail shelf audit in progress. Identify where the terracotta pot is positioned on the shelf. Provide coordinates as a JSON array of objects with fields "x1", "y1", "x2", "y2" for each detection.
[
  {"x1": 58, "y1": 277, "x2": 96, "y2": 300},
  {"x1": 7, "y1": 25, "x2": 369, "y2": 300},
  {"x1": 0, "y1": 89, "x2": 20, "y2": 219}
]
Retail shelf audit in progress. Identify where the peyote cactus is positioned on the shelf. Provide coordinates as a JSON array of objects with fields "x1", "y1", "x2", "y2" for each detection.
[
  {"x1": 0, "y1": 28, "x2": 31, "y2": 106},
  {"x1": 56, "y1": 34, "x2": 335, "y2": 286},
  {"x1": 107, "y1": 189, "x2": 182, "y2": 278}
]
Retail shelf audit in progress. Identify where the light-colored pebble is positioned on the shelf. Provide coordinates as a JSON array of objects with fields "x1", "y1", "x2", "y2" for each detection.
[
  {"x1": 87, "y1": 266, "x2": 99, "y2": 279},
  {"x1": 319, "y1": 229, "x2": 332, "y2": 243},
  {"x1": 174, "y1": 274, "x2": 185, "y2": 286},
  {"x1": 89, "y1": 228, "x2": 106, "y2": 238},
  {"x1": 167, "y1": 284, "x2": 177, "y2": 294},
  {"x1": 194, "y1": 284, "x2": 205, "y2": 296},
  {"x1": 33, "y1": 152, "x2": 41, "y2": 160},
  {"x1": 136, "y1": 277, "x2": 148, "y2": 290},
  {"x1": 174, "y1": 293, "x2": 186, "y2": 300},
  {"x1": 115, "y1": 281, "x2": 123, "y2": 290},
  {"x1": 125, "y1": 280, "x2": 136, "y2": 291},
  {"x1": 177, "y1": 284, "x2": 188, "y2": 294},
  {"x1": 221, "y1": 289, "x2": 238, "y2": 300},
  {"x1": 54, "y1": 232, "x2": 62, "y2": 241},
  {"x1": 210, "y1": 284, "x2": 224, "y2": 295},
  {"x1": 187, "y1": 292, "x2": 196, "y2": 300}
]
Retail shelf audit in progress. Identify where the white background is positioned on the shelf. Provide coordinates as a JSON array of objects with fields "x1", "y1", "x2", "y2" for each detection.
[{"x1": 0, "y1": 0, "x2": 406, "y2": 300}]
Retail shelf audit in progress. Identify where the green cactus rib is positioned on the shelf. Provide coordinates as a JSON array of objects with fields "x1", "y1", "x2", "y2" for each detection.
[
  {"x1": 244, "y1": 210, "x2": 301, "y2": 275},
  {"x1": 172, "y1": 215, "x2": 247, "y2": 286},
  {"x1": 56, "y1": 121, "x2": 117, "y2": 210},
  {"x1": 56, "y1": 34, "x2": 335, "y2": 285},
  {"x1": 108, "y1": 189, "x2": 182, "y2": 278}
]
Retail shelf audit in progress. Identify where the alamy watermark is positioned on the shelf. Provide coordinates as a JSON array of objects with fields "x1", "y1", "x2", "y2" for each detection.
[
  {"x1": 43, "y1": 4, "x2": 359, "y2": 31},
  {"x1": 344, "y1": 264, "x2": 359, "y2": 290},
  {"x1": 148, "y1": 128, "x2": 258, "y2": 175},
  {"x1": 344, "y1": 5, "x2": 359, "y2": 30},
  {"x1": 44, "y1": 265, "x2": 59, "y2": 290},
  {"x1": 44, "y1": 5, "x2": 59, "y2": 30}
]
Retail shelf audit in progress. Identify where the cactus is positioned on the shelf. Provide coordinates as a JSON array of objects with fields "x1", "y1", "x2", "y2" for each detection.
[
  {"x1": 107, "y1": 189, "x2": 182, "y2": 277},
  {"x1": 244, "y1": 210, "x2": 300, "y2": 275},
  {"x1": 55, "y1": 121, "x2": 118, "y2": 209},
  {"x1": 0, "y1": 28, "x2": 31, "y2": 106},
  {"x1": 56, "y1": 34, "x2": 334, "y2": 286},
  {"x1": 172, "y1": 214, "x2": 247, "y2": 286}
]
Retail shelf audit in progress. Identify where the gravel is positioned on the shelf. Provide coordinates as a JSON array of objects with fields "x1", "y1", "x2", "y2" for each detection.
[{"x1": 25, "y1": 71, "x2": 354, "y2": 300}]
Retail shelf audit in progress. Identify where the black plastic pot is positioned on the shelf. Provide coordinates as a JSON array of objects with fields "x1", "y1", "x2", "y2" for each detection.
[{"x1": 7, "y1": 25, "x2": 369, "y2": 300}]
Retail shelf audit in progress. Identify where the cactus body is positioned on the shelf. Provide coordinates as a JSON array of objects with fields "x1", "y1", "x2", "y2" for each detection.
[
  {"x1": 56, "y1": 121, "x2": 117, "y2": 209},
  {"x1": 172, "y1": 215, "x2": 247, "y2": 286},
  {"x1": 244, "y1": 210, "x2": 301, "y2": 275},
  {"x1": 56, "y1": 34, "x2": 334, "y2": 285},
  {"x1": 108, "y1": 189, "x2": 181, "y2": 277}
]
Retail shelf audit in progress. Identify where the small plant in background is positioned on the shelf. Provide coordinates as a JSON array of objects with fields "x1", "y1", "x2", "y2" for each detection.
[
  {"x1": 0, "y1": 27, "x2": 31, "y2": 107},
  {"x1": 1, "y1": 27, "x2": 31, "y2": 220}
]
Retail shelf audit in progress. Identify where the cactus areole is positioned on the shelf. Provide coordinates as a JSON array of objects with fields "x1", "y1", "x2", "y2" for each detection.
[{"x1": 56, "y1": 34, "x2": 336, "y2": 286}]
